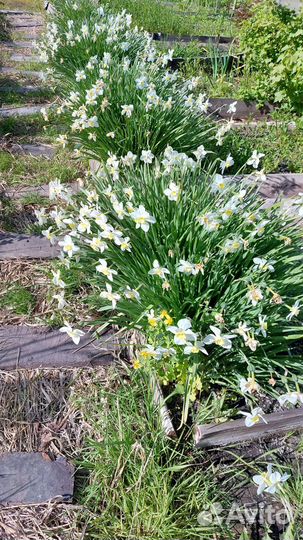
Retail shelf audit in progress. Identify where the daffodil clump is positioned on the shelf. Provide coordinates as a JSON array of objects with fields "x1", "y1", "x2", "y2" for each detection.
[
  {"x1": 38, "y1": 0, "x2": 221, "y2": 163},
  {"x1": 39, "y1": 150, "x2": 303, "y2": 417}
]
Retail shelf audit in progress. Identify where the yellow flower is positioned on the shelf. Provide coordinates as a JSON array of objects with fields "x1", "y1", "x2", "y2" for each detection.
[
  {"x1": 133, "y1": 359, "x2": 141, "y2": 369},
  {"x1": 160, "y1": 310, "x2": 173, "y2": 325}
]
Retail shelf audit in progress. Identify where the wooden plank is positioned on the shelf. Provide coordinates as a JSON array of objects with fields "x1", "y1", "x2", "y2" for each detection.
[
  {"x1": 0, "y1": 85, "x2": 43, "y2": 95},
  {"x1": 2, "y1": 179, "x2": 80, "y2": 199},
  {"x1": 0, "y1": 104, "x2": 50, "y2": 117},
  {"x1": 0, "y1": 67, "x2": 45, "y2": 79},
  {"x1": 195, "y1": 408, "x2": 303, "y2": 448},
  {"x1": 10, "y1": 54, "x2": 41, "y2": 62},
  {"x1": 0, "y1": 40, "x2": 36, "y2": 49},
  {"x1": 0, "y1": 453, "x2": 74, "y2": 505},
  {"x1": 209, "y1": 98, "x2": 274, "y2": 120},
  {"x1": 7, "y1": 143, "x2": 55, "y2": 159},
  {"x1": 0, "y1": 233, "x2": 59, "y2": 259},
  {"x1": 152, "y1": 32, "x2": 234, "y2": 44},
  {"x1": 151, "y1": 375, "x2": 176, "y2": 438},
  {"x1": 259, "y1": 173, "x2": 303, "y2": 199},
  {"x1": 277, "y1": 0, "x2": 301, "y2": 11},
  {"x1": 0, "y1": 325, "x2": 118, "y2": 370}
]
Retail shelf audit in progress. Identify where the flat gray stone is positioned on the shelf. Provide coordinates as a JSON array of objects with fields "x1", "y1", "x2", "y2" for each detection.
[
  {"x1": 0, "y1": 232, "x2": 58, "y2": 259},
  {"x1": 0, "y1": 325, "x2": 117, "y2": 369},
  {"x1": 0, "y1": 67, "x2": 45, "y2": 79},
  {"x1": 0, "y1": 104, "x2": 50, "y2": 117},
  {"x1": 0, "y1": 453, "x2": 74, "y2": 505}
]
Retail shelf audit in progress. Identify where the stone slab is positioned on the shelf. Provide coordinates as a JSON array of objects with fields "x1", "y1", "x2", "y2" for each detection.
[{"x1": 0, "y1": 453, "x2": 74, "y2": 505}]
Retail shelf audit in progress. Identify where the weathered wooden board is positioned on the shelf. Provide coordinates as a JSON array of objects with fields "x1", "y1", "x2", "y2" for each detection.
[
  {"x1": 258, "y1": 173, "x2": 303, "y2": 199},
  {"x1": 0, "y1": 104, "x2": 50, "y2": 117},
  {"x1": 0, "y1": 9, "x2": 33, "y2": 14},
  {"x1": 2, "y1": 179, "x2": 80, "y2": 198},
  {"x1": 0, "y1": 453, "x2": 74, "y2": 505},
  {"x1": 195, "y1": 407, "x2": 303, "y2": 448},
  {"x1": 10, "y1": 54, "x2": 41, "y2": 62},
  {"x1": 7, "y1": 143, "x2": 55, "y2": 158},
  {"x1": 0, "y1": 325, "x2": 118, "y2": 370},
  {"x1": 0, "y1": 67, "x2": 45, "y2": 79},
  {"x1": 0, "y1": 40, "x2": 36, "y2": 49},
  {"x1": 0, "y1": 233, "x2": 59, "y2": 259},
  {"x1": 152, "y1": 32, "x2": 234, "y2": 44},
  {"x1": 0, "y1": 85, "x2": 43, "y2": 95},
  {"x1": 209, "y1": 98, "x2": 274, "y2": 120}
]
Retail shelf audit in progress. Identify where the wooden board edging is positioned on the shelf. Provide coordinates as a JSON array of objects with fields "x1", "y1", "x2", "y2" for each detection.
[
  {"x1": 195, "y1": 407, "x2": 303, "y2": 448},
  {"x1": 0, "y1": 325, "x2": 119, "y2": 370}
]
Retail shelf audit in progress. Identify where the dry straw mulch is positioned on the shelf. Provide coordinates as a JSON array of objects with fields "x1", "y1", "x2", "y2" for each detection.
[{"x1": 0, "y1": 367, "x2": 109, "y2": 539}]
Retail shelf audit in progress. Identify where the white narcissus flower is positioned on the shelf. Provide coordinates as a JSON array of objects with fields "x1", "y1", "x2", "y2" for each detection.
[
  {"x1": 121, "y1": 152, "x2": 137, "y2": 167},
  {"x1": 177, "y1": 260, "x2": 196, "y2": 275},
  {"x1": 245, "y1": 334, "x2": 260, "y2": 352},
  {"x1": 124, "y1": 286, "x2": 140, "y2": 301},
  {"x1": 239, "y1": 377, "x2": 259, "y2": 395},
  {"x1": 247, "y1": 286, "x2": 263, "y2": 306},
  {"x1": 203, "y1": 326, "x2": 236, "y2": 350},
  {"x1": 286, "y1": 300, "x2": 301, "y2": 321},
  {"x1": 34, "y1": 207, "x2": 47, "y2": 226},
  {"x1": 100, "y1": 283, "x2": 121, "y2": 309},
  {"x1": 211, "y1": 174, "x2": 230, "y2": 193},
  {"x1": 121, "y1": 104, "x2": 134, "y2": 118},
  {"x1": 49, "y1": 179, "x2": 65, "y2": 200},
  {"x1": 117, "y1": 236, "x2": 132, "y2": 252},
  {"x1": 58, "y1": 235, "x2": 80, "y2": 258},
  {"x1": 42, "y1": 227, "x2": 57, "y2": 245},
  {"x1": 168, "y1": 319, "x2": 197, "y2": 345},
  {"x1": 278, "y1": 391, "x2": 303, "y2": 407},
  {"x1": 184, "y1": 342, "x2": 208, "y2": 355},
  {"x1": 56, "y1": 134, "x2": 68, "y2": 148},
  {"x1": 53, "y1": 292, "x2": 66, "y2": 310},
  {"x1": 253, "y1": 257, "x2": 275, "y2": 273},
  {"x1": 75, "y1": 69, "x2": 86, "y2": 81},
  {"x1": 148, "y1": 260, "x2": 170, "y2": 280},
  {"x1": 59, "y1": 321, "x2": 85, "y2": 345},
  {"x1": 253, "y1": 464, "x2": 290, "y2": 495},
  {"x1": 193, "y1": 145, "x2": 209, "y2": 161},
  {"x1": 196, "y1": 212, "x2": 220, "y2": 232},
  {"x1": 220, "y1": 153, "x2": 234, "y2": 173},
  {"x1": 240, "y1": 407, "x2": 267, "y2": 428},
  {"x1": 96, "y1": 259, "x2": 118, "y2": 281},
  {"x1": 52, "y1": 270, "x2": 65, "y2": 288},
  {"x1": 247, "y1": 150, "x2": 265, "y2": 169},
  {"x1": 140, "y1": 150, "x2": 154, "y2": 164},
  {"x1": 130, "y1": 205, "x2": 156, "y2": 232},
  {"x1": 87, "y1": 236, "x2": 108, "y2": 253},
  {"x1": 164, "y1": 182, "x2": 180, "y2": 202},
  {"x1": 256, "y1": 315, "x2": 268, "y2": 337},
  {"x1": 227, "y1": 101, "x2": 237, "y2": 114}
]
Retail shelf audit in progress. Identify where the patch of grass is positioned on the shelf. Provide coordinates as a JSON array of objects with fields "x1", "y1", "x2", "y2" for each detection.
[
  {"x1": 0, "y1": 113, "x2": 65, "y2": 140},
  {"x1": 0, "y1": 148, "x2": 84, "y2": 186},
  {"x1": 76, "y1": 368, "x2": 235, "y2": 540},
  {"x1": 107, "y1": 0, "x2": 238, "y2": 37},
  {"x1": 0, "y1": 0, "x2": 43, "y2": 12},
  {"x1": 0, "y1": 283, "x2": 35, "y2": 314},
  {"x1": 0, "y1": 88, "x2": 54, "y2": 106},
  {"x1": 223, "y1": 114, "x2": 303, "y2": 173}
]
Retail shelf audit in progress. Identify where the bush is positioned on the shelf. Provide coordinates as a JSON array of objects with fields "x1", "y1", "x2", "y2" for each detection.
[
  {"x1": 42, "y1": 157, "x2": 303, "y2": 421},
  {"x1": 39, "y1": 0, "x2": 217, "y2": 162},
  {"x1": 238, "y1": 0, "x2": 303, "y2": 112}
]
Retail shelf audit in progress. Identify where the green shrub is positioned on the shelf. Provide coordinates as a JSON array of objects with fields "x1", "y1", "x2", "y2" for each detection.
[{"x1": 238, "y1": 0, "x2": 303, "y2": 112}]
